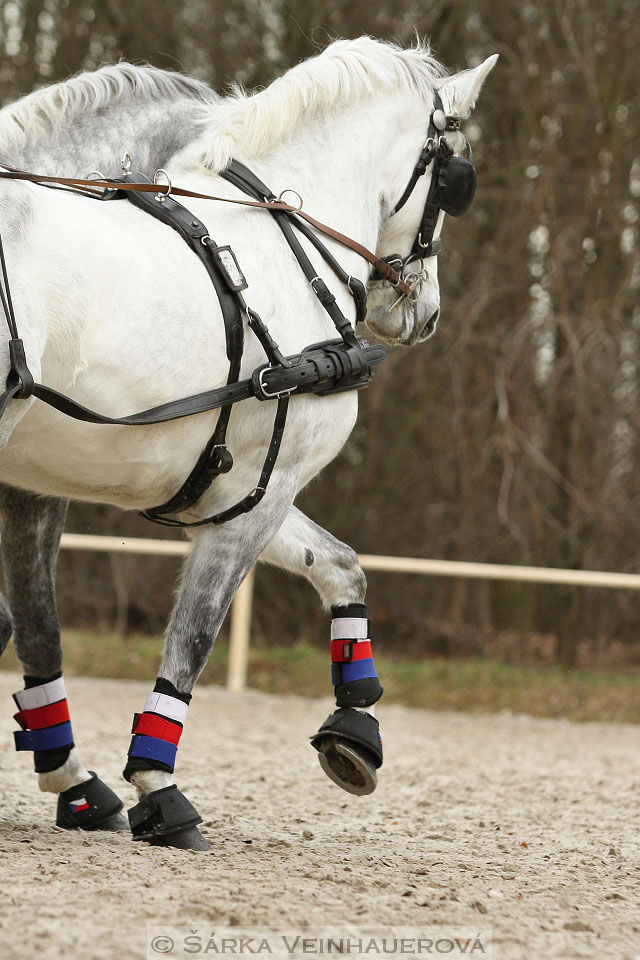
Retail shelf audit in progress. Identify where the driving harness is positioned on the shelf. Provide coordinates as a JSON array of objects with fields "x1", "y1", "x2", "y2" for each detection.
[{"x1": 0, "y1": 91, "x2": 475, "y2": 527}]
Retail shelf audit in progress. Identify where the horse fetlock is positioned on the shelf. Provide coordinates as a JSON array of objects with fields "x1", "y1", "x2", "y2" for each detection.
[
  {"x1": 38, "y1": 747, "x2": 91, "y2": 794},
  {"x1": 123, "y1": 678, "x2": 190, "y2": 790},
  {"x1": 130, "y1": 768, "x2": 174, "y2": 798},
  {"x1": 128, "y1": 784, "x2": 209, "y2": 850},
  {"x1": 56, "y1": 771, "x2": 127, "y2": 831},
  {"x1": 312, "y1": 547, "x2": 366, "y2": 608}
]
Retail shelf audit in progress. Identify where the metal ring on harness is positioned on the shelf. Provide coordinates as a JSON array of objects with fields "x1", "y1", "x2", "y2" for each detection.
[
  {"x1": 153, "y1": 168, "x2": 172, "y2": 203},
  {"x1": 276, "y1": 189, "x2": 303, "y2": 213},
  {"x1": 402, "y1": 272, "x2": 424, "y2": 304},
  {"x1": 121, "y1": 153, "x2": 132, "y2": 176},
  {"x1": 85, "y1": 171, "x2": 118, "y2": 200}
]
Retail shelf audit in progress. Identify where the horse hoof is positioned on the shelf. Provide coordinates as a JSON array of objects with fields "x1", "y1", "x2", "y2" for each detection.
[
  {"x1": 128, "y1": 784, "x2": 209, "y2": 850},
  {"x1": 91, "y1": 810, "x2": 130, "y2": 832},
  {"x1": 149, "y1": 825, "x2": 211, "y2": 850},
  {"x1": 317, "y1": 736, "x2": 377, "y2": 796},
  {"x1": 56, "y1": 772, "x2": 125, "y2": 830}
]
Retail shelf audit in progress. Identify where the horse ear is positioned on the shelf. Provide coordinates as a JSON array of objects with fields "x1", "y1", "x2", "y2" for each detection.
[{"x1": 437, "y1": 54, "x2": 498, "y2": 117}]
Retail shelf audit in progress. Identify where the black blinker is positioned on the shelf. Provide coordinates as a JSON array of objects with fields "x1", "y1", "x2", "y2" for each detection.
[{"x1": 439, "y1": 156, "x2": 477, "y2": 217}]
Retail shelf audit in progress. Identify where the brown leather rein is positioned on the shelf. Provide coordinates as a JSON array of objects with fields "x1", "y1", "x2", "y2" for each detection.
[{"x1": 0, "y1": 164, "x2": 412, "y2": 297}]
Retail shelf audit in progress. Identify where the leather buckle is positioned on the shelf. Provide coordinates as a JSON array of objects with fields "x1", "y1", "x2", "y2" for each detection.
[
  {"x1": 255, "y1": 366, "x2": 295, "y2": 401},
  {"x1": 207, "y1": 444, "x2": 233, "y2": 475}
]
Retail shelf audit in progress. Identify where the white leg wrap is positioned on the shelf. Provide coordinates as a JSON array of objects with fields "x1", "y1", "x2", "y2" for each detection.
[
  {"x1": 37, "y1": 747, "x2": 91, "y2": 794},
  {"x1": 130, "y1": 768, "x2": 174, "y2": 798}
]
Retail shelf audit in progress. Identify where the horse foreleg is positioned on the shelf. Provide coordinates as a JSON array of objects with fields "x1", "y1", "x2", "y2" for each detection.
[
  {"x1": 259, "y1": 506, "x2": 383, "y2": 796},
  {"x1": 122, "y1": 482, "x2": 297, "y2": 850},
  {"x1": 0, "y1": 486, "x2": 126, "y2": 830}
]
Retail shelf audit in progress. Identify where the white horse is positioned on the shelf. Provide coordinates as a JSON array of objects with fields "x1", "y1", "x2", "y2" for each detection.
[{"x1": 0, "y1": 37, "x2": 496, "y2": 850}]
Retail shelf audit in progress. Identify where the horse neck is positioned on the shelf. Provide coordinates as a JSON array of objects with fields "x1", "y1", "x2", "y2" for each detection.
[
  {"x1": 251, "y1": 97, "x2": 420, "y2": 263},
  {"x1": 4, "y1": 98, "x2": 212, "y2": 177}
]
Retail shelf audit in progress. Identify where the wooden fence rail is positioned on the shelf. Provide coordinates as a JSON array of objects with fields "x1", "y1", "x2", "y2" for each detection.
[{"x1": 53, "y1": 533, "x2": 640, "y2": 691}]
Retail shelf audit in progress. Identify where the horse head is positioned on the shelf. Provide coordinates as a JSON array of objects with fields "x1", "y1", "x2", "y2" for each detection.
[{"x1": 365, "y1": 53, "x2": 498, "y2": 346}]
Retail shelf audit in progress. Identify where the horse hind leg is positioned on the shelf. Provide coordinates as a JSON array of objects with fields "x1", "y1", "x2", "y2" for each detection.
[
  {"x1": 0, "y1": 486, "x2": 127, "y2": 831},
  {"x1": 259, "y1": 506, "x2": 383, "y2": 796}
]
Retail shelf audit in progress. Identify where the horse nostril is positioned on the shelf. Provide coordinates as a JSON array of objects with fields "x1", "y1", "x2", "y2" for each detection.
[{"x1": 419, "y1": 307, "x2": 440, "y2": 339}]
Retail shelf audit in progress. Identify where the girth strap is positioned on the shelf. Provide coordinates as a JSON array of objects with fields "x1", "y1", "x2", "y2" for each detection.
[{"x1": 1, "y1": 338, "x2": 385, "y2": 427}]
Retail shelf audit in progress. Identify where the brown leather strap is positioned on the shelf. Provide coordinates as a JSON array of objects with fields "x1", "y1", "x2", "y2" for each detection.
[{"x1": 0, "y1": 164, "x2": 411, "y2": 296}]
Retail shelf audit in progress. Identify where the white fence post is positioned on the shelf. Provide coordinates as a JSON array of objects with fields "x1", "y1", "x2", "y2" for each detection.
[{"x1": 227, "y1": 567, "x2": 255, "y2": 692}]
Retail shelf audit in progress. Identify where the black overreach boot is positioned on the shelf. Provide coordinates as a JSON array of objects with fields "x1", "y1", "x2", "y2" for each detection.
[
  {"x1": 57, "y1": 772, "x2": 127, "y2": 831},
  {"x1": 128, "y1": 785, "x2": 209, "y2": 850}
]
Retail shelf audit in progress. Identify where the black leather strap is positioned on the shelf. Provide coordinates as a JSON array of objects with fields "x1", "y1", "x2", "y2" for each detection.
[
  {"x1": 141, "y1": 395, "x2": 290, "y2": 527},
  {"x1": 222, "y1": 162, "x2": 367, "y2": 335},
  {"x1": 0, "y1": 236, "x2": 35, "y2": 413},
  {"x1": 121, "y1": 173, "x2": 245, "y2": 521},
  {"x1": 0, "y1": 162, "x2": 387, "y2": 529},
  {"x1": 1, "y1": 338, "x2": 385, "y2": 428}
]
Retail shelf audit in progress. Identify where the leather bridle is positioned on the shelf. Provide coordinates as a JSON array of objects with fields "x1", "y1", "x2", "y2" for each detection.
[{"x1": 373, "y1": 89, "x2": 476, "y2": 309}]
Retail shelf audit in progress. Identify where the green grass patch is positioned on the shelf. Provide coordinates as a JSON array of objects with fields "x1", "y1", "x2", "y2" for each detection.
[{"x1": 2, "y1": 631, "x2": 640, "y2": 722}]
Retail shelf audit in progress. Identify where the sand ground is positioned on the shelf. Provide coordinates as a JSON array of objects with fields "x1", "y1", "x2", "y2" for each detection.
[{"x1": 0, "y1": 672, "x2": 639, "y2": 960}]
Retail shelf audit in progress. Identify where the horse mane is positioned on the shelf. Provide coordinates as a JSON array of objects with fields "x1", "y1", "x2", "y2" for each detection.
[
  {"x1": 185, "y1": 36, "x2": 448, "y2": 172},
  {"x1": 0, "y1": 62, "x2": 218, "y2": 155}
]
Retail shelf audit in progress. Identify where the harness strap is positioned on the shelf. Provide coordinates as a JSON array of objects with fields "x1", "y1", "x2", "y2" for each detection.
[
  {"x1": 128, "y1": 170, "x2": 295, "y2": 528},
  {"x1": 3, "y1": 338, "x2": 385, "y2": 429},
  {"x1": 0, "y1": 162, "x2": 385, "y2": 528},
  {"x1": 121, "y1": 172, "x2": 243, "y2": 365},
  {"x1": 121, "y1": 172, "x2": 244, "y2": 520},
  {"x1": 140, "y1": 395, "x2": 289, "y2": 527},
  {"x1": 223, "y1": 161, "x2": 367, "y2": 324},
  {"x1": 0, "y1": 161, "x2": 413, "y2": 297},
  {"x1": 0, "y1": 235, "x2": 34, "y2": 414},
  {"x1": 221, "y1": 163, "x2": 355, "y2": 338}
]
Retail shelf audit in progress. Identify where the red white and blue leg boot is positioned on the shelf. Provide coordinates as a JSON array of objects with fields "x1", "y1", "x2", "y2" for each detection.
[
  {"x1": 311, "y1": 603, "x2": 383, "y2": 796},
  {"x1": 13, "y1": 673, "x2": 126, "y2": 830},
  {"x1": 123, "y1": 678, "x2": 209, "y2": 850}
]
